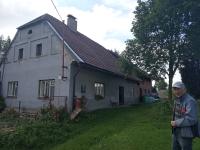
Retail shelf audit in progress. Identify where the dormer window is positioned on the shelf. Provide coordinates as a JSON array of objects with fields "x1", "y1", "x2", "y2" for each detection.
[{"x1": 28, "y1": 29, "x2": 32, "y2": 34}]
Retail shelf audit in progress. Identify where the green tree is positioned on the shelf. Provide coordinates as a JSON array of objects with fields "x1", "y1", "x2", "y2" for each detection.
[
  {"x1": 179, "y1": 56, "x2": 200, "y2": 99},
  {"x1": 119, "y1": 0, "x2": 200, "y2": 99},
  {"x1": 155, "y1": 79, "x2": 168, "y2": 91},
  {"x1": 0, "y1": 35, "x2": 11, "y2": 53}
]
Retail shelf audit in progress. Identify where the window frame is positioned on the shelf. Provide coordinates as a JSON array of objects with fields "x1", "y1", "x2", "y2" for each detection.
[
  {"x1": 94, "y1": 82, "x2": 105, "y2": 99},
  {"x1": 36, "y1": 43, "x2": 42, "y2": 56},
  {"x1": 39, "y1": 80, "x2": 55, "y2": 98},
  {"x1": 8, "y1": 81, "x2": 18, "y2": 97}
]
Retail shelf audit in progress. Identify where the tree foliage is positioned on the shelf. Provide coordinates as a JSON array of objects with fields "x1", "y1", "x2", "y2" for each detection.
[
  {"x1": 119, "y1": 0, "x2": 200, "y2": 99},
  {"x1": 0, "y1": 35, "x2": 11, "y2": 53},
  {"x1": 155, "y1": 78, "x2": 168, "y2": 90},
  {"x1": 179, "y1": 56, "x2": 200, "y2": 99}
]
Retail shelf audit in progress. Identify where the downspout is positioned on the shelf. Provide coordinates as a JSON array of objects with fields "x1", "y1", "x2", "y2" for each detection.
[
  {"x1": 61, "y1": 20, "x2": 67, "y2": 80},
  {"x1": 72, "y1": 64, "x2": 82, "y2": 110}
]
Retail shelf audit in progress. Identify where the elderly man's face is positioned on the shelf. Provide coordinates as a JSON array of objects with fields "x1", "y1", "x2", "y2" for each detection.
[{"x1": 173, "y1": 87, "x2": 185, "y2": 98}]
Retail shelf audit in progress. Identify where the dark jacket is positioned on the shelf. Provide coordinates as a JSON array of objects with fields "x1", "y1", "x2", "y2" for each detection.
[{"x1": 172, "y1": 93, "x2": 198, "y2": 138}]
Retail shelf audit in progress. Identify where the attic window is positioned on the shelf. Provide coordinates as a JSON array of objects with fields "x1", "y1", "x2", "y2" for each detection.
[
  {"x1": 18, "y1": 48, "x2": 23, "y2": 59},
  {"x1": 36, "y1": 44, "x2": 42, "y2": 56},
  {"x1": 28, "y1": 30, "x2": 32, "y2": 34}
]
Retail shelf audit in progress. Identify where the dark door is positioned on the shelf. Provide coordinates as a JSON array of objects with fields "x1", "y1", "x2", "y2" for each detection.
[
  {"x1": 139, "y1": 88, "x2": 142, "y2": 102},
  {"x1": 119, "y1": 86, "x2": 124, "y2": 105}
]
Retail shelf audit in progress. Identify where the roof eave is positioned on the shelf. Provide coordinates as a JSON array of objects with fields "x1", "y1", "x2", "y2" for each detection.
[{"x1": 78, "y1": 62, "x2": 141, "y2": 83}]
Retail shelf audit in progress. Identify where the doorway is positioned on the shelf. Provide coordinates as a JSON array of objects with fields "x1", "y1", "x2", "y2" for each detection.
[{"x1": 119, "y1": 86, "x2": 124, "y2": 105}]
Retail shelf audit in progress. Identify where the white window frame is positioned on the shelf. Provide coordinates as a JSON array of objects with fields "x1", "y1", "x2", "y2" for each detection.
[
  {"x1": 8, "y1": 81, "x2": 18, "y2": 96},
  {"x1": 39, "y1": 80, "x2": 55, "y2": 98},
  {"x1": 94, "y1": 82, "x2": 104, "y2": 97}
]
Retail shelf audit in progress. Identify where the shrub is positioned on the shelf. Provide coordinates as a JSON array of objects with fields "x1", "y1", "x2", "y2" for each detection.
[
  {"x1": 159, "y1": 99, "x2": 173, "y2": 115},
  {"x1": 0, "y1": 108, "x2": 18, "y2": 119},
  {"x1": 0, "y1": 120, "x2": 71, "y2": 149},
  {"x1": 39, "y1": 105, "x2": 68, "y2": 122}
]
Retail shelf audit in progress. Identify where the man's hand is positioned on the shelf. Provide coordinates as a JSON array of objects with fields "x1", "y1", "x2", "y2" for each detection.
[{"x1": 171, "y1": 121, "x2": 176, "y2": 127}]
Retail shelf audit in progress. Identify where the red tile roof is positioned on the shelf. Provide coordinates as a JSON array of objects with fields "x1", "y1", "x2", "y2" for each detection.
[{"x1": 18, "y1": 14, "x2": 141, "y2": 82}]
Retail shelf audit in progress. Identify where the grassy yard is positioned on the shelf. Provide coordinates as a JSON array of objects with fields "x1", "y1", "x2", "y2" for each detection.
[
  {"x1": 47, "y1": 101, "x2": 200, "y2": 150},
  {"x1": 1, "y1": 100, "x2": 200, "y2": 150}
]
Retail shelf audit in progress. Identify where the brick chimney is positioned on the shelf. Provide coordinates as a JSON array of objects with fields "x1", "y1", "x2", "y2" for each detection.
[{"x1": 67, "y1": 14, "x2": 77, "y2": 31}]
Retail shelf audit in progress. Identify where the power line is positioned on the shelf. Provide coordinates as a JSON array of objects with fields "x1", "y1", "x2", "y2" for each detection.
[{"x1": 51, "y1": 0, "x2": 63, "y2": 21}]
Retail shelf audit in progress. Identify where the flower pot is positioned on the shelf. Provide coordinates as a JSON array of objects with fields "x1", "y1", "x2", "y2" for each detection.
[{"x1": 76, "y1": 98, "x2": 81, "y2": 108}]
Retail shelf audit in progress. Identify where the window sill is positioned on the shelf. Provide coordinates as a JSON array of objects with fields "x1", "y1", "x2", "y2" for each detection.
[
  {"x1": 7, "y1": 96, "x2": 17, "y2": 99},
  {"x1": 38, "y1": 97, "x2": 54, "y2": 100}
]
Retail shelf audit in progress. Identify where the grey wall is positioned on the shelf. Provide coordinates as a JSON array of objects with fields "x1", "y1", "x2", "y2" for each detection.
[
  {"x1": 72, "y1": 66, "x2": 139, "y2": 111},
  {"x1": 1, "y1": 21, "x2": 140, "y2": 113},
  {"x1": 1, "y1": 22, "x2": 74, "y2": 112}
]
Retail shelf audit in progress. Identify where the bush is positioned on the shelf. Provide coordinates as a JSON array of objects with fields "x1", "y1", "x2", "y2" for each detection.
[
  {"x1": 0, "y1": 120, "x2": 72, "y2": 149},
  {"x1": 39, "y1": 105, "x2": 68, "y2": 122},
  {"x1": 151, "y1": 99, "x2": 173, "y2": 119},
  {"x1": 0, "y1": 108, "x2": 18, "y2": 119},
  {"x1": 0, "y1": 105, "x2": 70, "y2": 149}
]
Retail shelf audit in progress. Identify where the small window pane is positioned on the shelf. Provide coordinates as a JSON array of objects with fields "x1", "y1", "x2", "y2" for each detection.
[
  {"x1": 39, "y1": 80, "x2": 55, "y2": 98},
  {"x1": 28, "y1": 30, "x2": 32, "y2": 34},
  {"x1": 94, "y1": 82, "x2": 104, "y2": 99},
  {"x1": 36, "y1": 44, "x2": 42, "y2": 56},
  {"x1": 8, "y1": 82, "x2": 18, "y2": 96},
  {"x1": 18, "y1": 48, "x2": 23, "y2": 59}
]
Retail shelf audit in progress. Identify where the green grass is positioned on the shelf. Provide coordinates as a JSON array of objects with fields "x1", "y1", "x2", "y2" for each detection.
[
  {"x1": 1, "y1": 101, "x2": 200, "y2": 150},
  {"x1": 45, "y1": 101, "x2": 200, "y2": 150}
]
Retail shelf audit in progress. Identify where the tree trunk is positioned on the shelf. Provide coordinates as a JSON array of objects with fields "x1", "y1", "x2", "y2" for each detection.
[
  {"x1": 168, "y1": 58, "x2": 174, "y2": 99},
  {"x1": 168, "y1": 76, "x2": 173, "y2": 99}
]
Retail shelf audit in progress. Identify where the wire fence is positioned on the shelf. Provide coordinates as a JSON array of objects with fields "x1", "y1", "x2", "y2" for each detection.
[{"x1": 5, "y1": 96, "x2": 67, "y2": 117}]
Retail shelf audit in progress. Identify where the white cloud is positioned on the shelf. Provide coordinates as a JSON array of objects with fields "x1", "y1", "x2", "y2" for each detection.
[{"x1": 0, "y1": 0, "x2": 137, "y2": 52}]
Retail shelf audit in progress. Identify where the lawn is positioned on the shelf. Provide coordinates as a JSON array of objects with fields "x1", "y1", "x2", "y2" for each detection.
[
  {"x1": 1, "y1": 100, "x2": 200, "y2": 150},
  {"x1": 46, "y1": 100, "x2": 200, "y2": 150}
]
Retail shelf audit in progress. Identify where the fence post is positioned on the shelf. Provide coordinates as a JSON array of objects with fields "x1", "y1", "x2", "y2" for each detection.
[{"x1": 50, "y1": 97, "x2": 52, "y2": 110}]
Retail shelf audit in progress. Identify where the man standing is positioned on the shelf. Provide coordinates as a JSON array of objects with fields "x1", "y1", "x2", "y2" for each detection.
[{"x1": 171, "y1": 81, "x2": 198, "y2": 150}]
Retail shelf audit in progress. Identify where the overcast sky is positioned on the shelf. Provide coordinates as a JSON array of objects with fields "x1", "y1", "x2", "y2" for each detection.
[
  {"x1": 0, "y1": 0, "x2": 139, "y2": 53},
  {"x1": 0, "y1": 0, "x2": 181, "y2": 84}
]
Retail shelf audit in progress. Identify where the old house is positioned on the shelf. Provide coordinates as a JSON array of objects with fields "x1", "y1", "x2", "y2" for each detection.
[{"x1": 0, "y1": 14, "x2": 151, "y2": 113}]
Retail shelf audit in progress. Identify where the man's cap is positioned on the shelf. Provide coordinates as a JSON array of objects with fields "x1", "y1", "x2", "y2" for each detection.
[{"x1": 172, "y1": 81, "x2": 185, "y2": 88}]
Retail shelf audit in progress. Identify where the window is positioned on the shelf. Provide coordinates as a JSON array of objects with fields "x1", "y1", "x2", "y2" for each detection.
[
  {"x1": 18, "y1": 48, "x2": 23, "y2": 59},
  {"x1": 8, "y1": 82, "x2": 18, "y2": 96},
  {"x1": 36, "y1": 44, "x2": 42, "y2": 56},
  {"x1": 28, "y1": 29, "x2": 32, "y2": 34},
  {"x1": 94, "y1": 82, "x2": 104, "y2": 99},
  {"x1": 39, "y1": 80, "x2": 55, "y2": 98}
]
